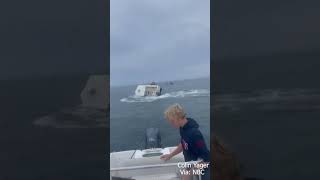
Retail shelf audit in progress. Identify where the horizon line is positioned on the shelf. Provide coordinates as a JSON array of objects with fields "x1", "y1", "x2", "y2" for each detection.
[{"x1": 110, "y1": 75, "x2": 210, "y2": 88}]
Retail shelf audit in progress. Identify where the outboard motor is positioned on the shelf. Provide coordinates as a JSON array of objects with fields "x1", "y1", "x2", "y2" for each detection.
[{"x1": 145, "y1": 128, "x2": 162, "y2": 149}]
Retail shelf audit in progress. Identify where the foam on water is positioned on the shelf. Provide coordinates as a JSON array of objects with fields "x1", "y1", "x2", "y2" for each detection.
[
  {"x1": 120, "y1": 89, "x2": 209, "y2": 103},
  {"x1": 33, "y1": 106, "x2": 108, "y2": 128},
  {"x1": 214, "y1": 88, "x2": 320, "y2": 112}
]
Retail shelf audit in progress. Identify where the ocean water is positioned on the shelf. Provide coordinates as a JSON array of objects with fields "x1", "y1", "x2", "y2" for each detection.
[
  {"x1": 213, "y1": 56, "x2": 320, "y2": 180},
  {"x1": 0, "y1": 76, "x2": 107, "y2": 179},
  {"x1": 110, "y1": 77, "x2": 210, "y2": 152},
  {"x1": 214, "y1": 88, "x2": 320, "y2": 180}
]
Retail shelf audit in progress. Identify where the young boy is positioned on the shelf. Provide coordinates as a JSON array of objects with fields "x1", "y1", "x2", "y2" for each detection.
[{"x1": 160, "y1": 103, "x2": 210, "y2": 180}]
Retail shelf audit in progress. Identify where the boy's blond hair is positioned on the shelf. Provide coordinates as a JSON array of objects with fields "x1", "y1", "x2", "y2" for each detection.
[{"x1": 164, "y1": 103, "x2": 186, "y2": 120}]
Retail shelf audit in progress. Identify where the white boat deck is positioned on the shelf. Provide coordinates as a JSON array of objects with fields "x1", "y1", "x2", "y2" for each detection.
[
  {"x1": 132, "y1": 174, "x2": 180, "y2": 180},
  {"x1": 110, "y1": 147, "x2": 201, "y2": 180}
]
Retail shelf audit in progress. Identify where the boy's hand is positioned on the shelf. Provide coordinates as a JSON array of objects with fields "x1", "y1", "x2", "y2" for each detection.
[{"x1": 160, "y1": 154, "x2": 172, "y2": 161}]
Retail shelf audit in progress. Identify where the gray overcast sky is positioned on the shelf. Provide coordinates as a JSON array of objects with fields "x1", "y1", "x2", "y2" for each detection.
[
  {"x1": 0, "y1": 0, "x2": 106, "y2": 80},
  {"x1": 213, "y1": 0, "x2": 320, "y2": 59},
  {"x1": 110, "y1": 0, "x2": 210, "y2": 86}
]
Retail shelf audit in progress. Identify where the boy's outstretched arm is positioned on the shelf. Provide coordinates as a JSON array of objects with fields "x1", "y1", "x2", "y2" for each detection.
[{"x1": 160, "y1": 143, "x2": 183, "y2": 161}]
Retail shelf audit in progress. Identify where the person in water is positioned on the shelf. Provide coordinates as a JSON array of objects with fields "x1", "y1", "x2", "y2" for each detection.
[{"x1": 160, "y1": 103, "x2": 210, "y2": 180}]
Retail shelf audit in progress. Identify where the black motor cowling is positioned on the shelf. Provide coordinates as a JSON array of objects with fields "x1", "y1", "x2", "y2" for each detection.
[{"x1": 145, "y1": 128, "x2": 162, "y2": 149}]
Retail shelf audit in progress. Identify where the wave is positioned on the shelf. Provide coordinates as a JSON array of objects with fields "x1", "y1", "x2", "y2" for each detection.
[
  {"x1": 120, "y1": 89, "x2": 209, "y2": 103},
  {"x1": 33, "y1": 106, "x2": 108, "y2": 128},
  {"x1": 214, "y1": 88, "x2": 320, "y2": 112}
]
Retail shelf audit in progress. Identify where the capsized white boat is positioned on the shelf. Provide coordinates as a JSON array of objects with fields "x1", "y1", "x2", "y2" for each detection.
[
  {"x1": 33, "y1": 75, "x2": 109, "y2": 128},
  {"x1": 135, "y1": 82, "x2": 162, "y2": 97}
]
